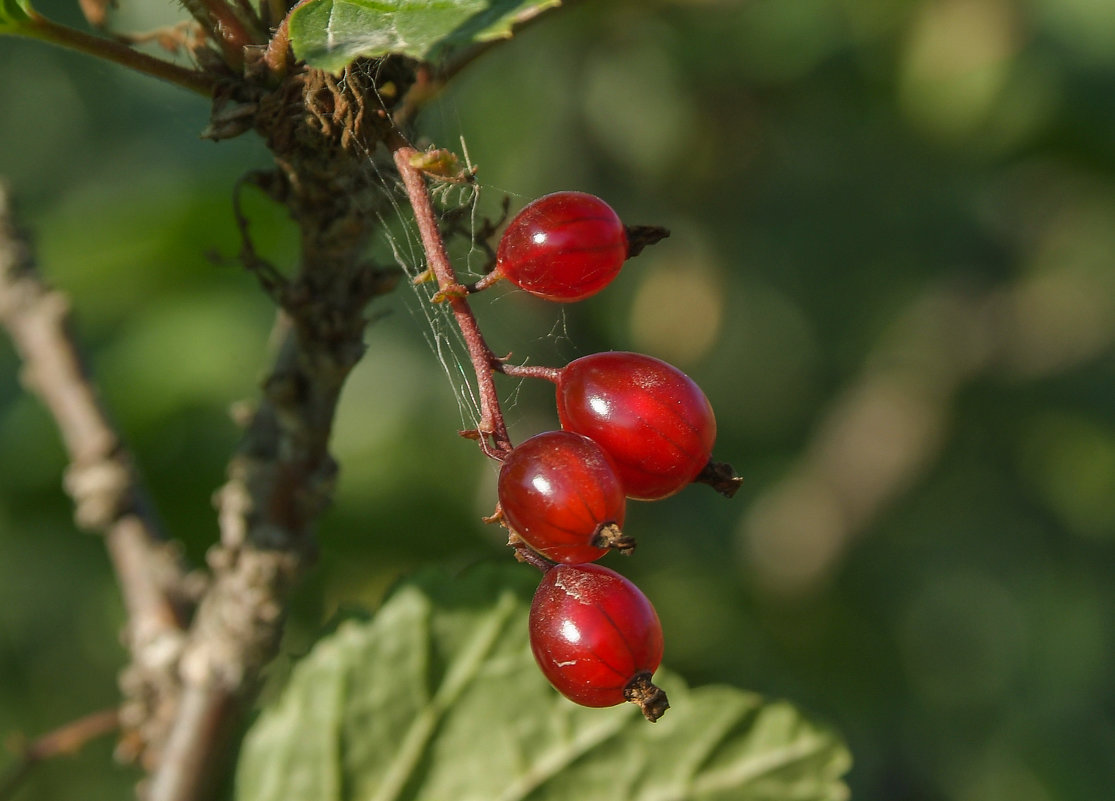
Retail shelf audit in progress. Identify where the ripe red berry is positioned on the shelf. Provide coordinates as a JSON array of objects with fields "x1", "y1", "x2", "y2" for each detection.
[
  {"x1": 529, "y1": 563, "x2": 668, "y2": 721},
  {"x1": 555, "y1": 352, "x2": 717, "y2": 500},
  {"x1": 498, "y1": 431, "x2": 631, "y2": 564},
  {"x1": 494, "y1": 191, "x2": 628, "y2": 302}
]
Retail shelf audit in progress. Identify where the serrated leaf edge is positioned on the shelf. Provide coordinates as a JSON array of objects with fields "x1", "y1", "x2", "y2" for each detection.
[{"x1": 236, "y1": 568, "x2": 851, "y2": 801}]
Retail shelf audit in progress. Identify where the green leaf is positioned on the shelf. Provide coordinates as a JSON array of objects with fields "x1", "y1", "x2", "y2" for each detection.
[
  {"x1": 288, "y1": 0, "x2": 562, "y2": 74},
  {"x1": 235, "y1": 563, "x2": 851, "y2": 801},
  {"x1": 0, "y1": 0, "x2": 34, "y2": 30}
]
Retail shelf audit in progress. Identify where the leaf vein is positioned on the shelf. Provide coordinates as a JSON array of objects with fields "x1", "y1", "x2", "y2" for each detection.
[{"x1": 368, "y1": 590, "x2": 520, "y2": 801}]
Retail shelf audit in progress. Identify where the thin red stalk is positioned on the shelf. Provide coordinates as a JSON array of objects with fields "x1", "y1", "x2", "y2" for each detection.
[
  {"x1": 392, "y1": 144, "x2": 513, "y2": 459},
  {"x1": 508, "y1": 532, "x2": 555, "y2": 574},
  {"x1": 466, "y1": 268, "x2": 504, "y2": 293},
  {"x1": 497, "y1": 363, "x2": 561, "y2": 383}
]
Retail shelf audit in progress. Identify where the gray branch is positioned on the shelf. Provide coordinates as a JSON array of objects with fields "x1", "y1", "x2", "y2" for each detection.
[{"x1": 0, "y1": 180, "x2": 196, "y2": 766}]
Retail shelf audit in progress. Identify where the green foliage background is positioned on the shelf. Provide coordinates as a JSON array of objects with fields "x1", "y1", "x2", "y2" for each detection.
[{"x1": 2, "y1": 0, "x2": 1114, "y2": 799}]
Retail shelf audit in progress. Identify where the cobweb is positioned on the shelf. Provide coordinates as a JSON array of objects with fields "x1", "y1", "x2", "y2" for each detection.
[
  {"x1": 345, "y1": 94, "x2": 569, "y2": 445},
  {"x1": 315, "y1": 54, "x2": 602, "y2": 453}
]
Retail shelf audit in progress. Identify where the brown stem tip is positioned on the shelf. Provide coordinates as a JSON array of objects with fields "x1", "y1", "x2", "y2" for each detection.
[
  {"x1": 507, "y1": 532, "x2": 556, "y2": 574},
  {"x1": 591, "y1": 522, "x2": 636, "y2": 555},
  {"x1": 625, "y1": 225, "x2": 670, "y2": 259},
  {"x1": 624, "y1": 671, "x2": 669, "y2": 722},
  {"x1": 696, "y1": 459, "x2": 743, "y2": 498}
]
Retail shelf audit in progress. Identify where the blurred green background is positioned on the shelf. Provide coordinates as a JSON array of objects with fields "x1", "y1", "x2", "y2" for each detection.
[{"x1": 3, "y1": 0, "x2": 1115, "y2": 798}]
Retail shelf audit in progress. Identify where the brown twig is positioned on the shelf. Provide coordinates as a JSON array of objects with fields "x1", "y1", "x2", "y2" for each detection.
[
  {"x1": 143, "y1": 318, "x2": 347, "y2": 801},
  {"x1": 146, "y1": 82, "x2": 398, "y2": 799},
  {"x1": 0, "y1": 708, "x2": 121, "y2": 800},
  {"x1": 0, "y1": 181, "x2": 194, "y2": 768},
  {"x1": 20, "y1": 13, "x2": 217, "y2": 96}
]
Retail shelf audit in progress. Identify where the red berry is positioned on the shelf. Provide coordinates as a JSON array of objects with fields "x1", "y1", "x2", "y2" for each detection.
[
  {"x1": 556, "y1": 352, "x2": 716, "y2": 500},
  {"x1": 529, "y1": 563, "x2": 668, "y2": 721},
  {"x1": 498, "y1": 431, "x2": 631, "y2": 564},
  {"x1": 495, "y1": 191, "x2": 628, "y2": 302}
]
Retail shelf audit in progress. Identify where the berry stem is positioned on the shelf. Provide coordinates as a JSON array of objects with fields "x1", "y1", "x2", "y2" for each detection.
[
  {"x1": 507, "y1": 532, "x2": 556, "y2": 573},
  {"x1": 466, "y1": 268, "x2": 504, "y2": 294},
  {"x1": 496, "y1": 362, "x2": 561, "y2": 383},
  {"x1": 391, "y1": 142, "x2": 513, "y2": 459}
]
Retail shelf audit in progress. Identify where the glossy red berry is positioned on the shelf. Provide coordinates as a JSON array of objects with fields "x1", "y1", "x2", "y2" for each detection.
[
  {"x1": 498, "y1": 431, "x2": 630, "y2": 564},
  {"x1": 529, "y1": 563, "x2": 668, "y2": 721},
  {"x1": 555, "y1": 352, "x2": 717, "y2": 501},
  {"x1": 495, "y1": 191, "x2": 628, "y2": 302}
]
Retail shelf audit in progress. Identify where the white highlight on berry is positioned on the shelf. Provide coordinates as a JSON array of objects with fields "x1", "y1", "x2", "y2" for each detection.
[
  {"x1": 560, "y1": 618, "x2": 581, "y2": 643},
  {"x1": 589, "y1": 396, "x2": 610, "y2": 417}
]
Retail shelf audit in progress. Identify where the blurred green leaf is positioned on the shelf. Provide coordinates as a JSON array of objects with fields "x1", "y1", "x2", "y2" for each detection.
[
  {"x1": 235, "y1": 563, "x2": 850, "y2": 801},
  {"x1": 288, "y1": 0, "x2": 561, "y2": 73},
  {"x1": 0, "y1": 0, "x2": 33, "y2": 30}
]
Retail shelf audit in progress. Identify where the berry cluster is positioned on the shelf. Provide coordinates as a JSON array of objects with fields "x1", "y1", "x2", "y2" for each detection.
[
  {"x1": 478, "y1": 192, "x2": 737, "y2": 722},
  {"x1": 393, "y1": 156, "x2": 740, "y2": 724}
]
